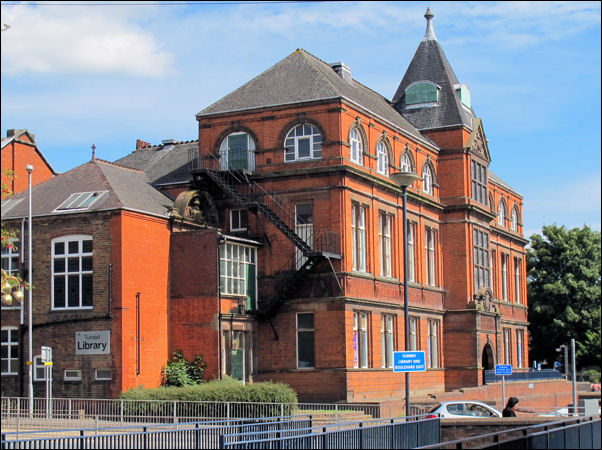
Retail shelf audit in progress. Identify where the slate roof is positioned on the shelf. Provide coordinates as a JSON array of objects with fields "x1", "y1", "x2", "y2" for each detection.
[
  {"x1": 114, "y1": 140, "x2": 198, "y2": 186},
  {"x1": 1, "y1": 159, "x2": 173, "y2": 220},
  {"x1": 392, "y1": 10, "x2": 475, "y2": 131},
  {"x1": 488, "y1": 171, "x2": 523, "y2": 198},
  {"x1": 197, "y1": 49, "x2": 436, "y2": 149}
]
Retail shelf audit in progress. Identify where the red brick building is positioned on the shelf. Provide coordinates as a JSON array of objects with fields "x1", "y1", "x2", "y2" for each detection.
[
  {"x1": 3, "y1": 10, "x2": 556, "y2": 405},
  {"x1": 1, "y1": 129, "x2": 56, "y2": 198}
]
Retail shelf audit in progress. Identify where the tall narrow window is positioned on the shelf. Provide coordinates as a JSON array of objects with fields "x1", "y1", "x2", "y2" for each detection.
[
  {"x1": 351, "y1": 204, "x2": 367, "y2": 272},
  {"x1": 1, "y1": 327, "x2": 19, "y2": 375},
  {"x1": 409, "y1": 317, "x2": 418, "y2": 351},
  {"x1": 473, "y1": 229, "x2": 490, "y2": 291},
  {"x1": 516, "y1": 330, "x2": 524, "y2": 368},
  {"x1": 514, "y1": 258, "x2": 521, "y2": 303},
  {"x1": 52, "y1": 235, "x2": 93, "y2": 310},
  {"x1": 295, "y1": 204, "x2": 314, "y2": 269},
  {"x1": 400, "y1": 152, "x2": 412, "y2": 172},
  {"x1": 490, "y1": 250, "x2": 497, "y2": 296},
  {"x1": 297, "y1": 313, "x2": 315, "y2": 368},
  {"x1": 501, "y1": 254, "x2": 508, "y2": 301},
  {"x1": 376, "y1": 141, "x2": 389, "y2": 176},
  {"x1": 497, "y1": 200, "x2": 506, "y2": 227},
  {"x1": 407, "y1": 222, "x2": 416, "y2": 282},
  {"x1": 427, "y1": 319, "x2": 439, "y2": 368},
  {"x1": 230, "y1": 209, "x2": 248, "y2": 232},
  {"x1": 422, "y1": 164, "x2": 434, "y2": 195},
  {"x1": 471, "y1": 160, "x2": 488, "y2": 205},
  {"x1": 425, "y1": 228, "x2": 437, "y2": 286},
  {"x1": 1, "y1": 241, "x2": 19, "y2": 275},
  {"x1": 503, "y1": 328, "x2": 512, "y2": 365},
  {"x1": 381, "y1": 315, "x2": 394, "y2": 368},
  {"x1": 349, "y1": 126, "x2": 363, "y2": 165},
  {"x1": 511, "y1": 207, "x2": 519, "y2": 231},
  {"x1": 354, "y1": 312, "x2": 369, "y2": 368},
  {"x1": 379, "y1": 212, "x2": 392, "y2": 277},
  {"x1": 220, "y1": 243, "x2": 257, "y2": 310}
]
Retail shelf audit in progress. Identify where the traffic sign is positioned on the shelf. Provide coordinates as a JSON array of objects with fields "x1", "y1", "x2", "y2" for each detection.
[
  {"x1": 393, "y1": 351, "x2": 426, "y2": 373},
  {"x1": 495, "y1": 364, "x2": 512, "y2": 376}
]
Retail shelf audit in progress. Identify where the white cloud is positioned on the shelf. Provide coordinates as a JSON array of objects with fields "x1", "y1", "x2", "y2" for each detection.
[{"x1": 0, "y1": 3, "x2": 174, "y2": 77}]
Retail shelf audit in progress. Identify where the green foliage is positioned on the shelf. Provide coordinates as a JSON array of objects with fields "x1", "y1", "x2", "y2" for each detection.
[
  {"x1": 527, "y1": 225, "x2": 601, "y2": 369},
  {"x1": 161, "y1": 350, "x2": 207, "y2": 387},
  {"x1": 120, "y1": 377, "x2": 298, "y2": 418},
  {"x1": 586, "y1": 369, "x2": 600, "y2": 384}
]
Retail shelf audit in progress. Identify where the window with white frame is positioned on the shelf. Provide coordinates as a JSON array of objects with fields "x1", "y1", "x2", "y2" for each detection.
[
  {"x1": 407, "y1": 222, "x2": 416, "y2": 282},
  {"x1": 409, "y1": 317, "x2": 419, "y2": 351},
  {"x1": 497, "y1": 200, "x2": 506, "y2": 226},
  {"x1": 230, "y1": 209, "x2": 248, "y2": 232},
  {"x1": 296, "y1": 313, "x2": 315, "y2": 368},
  {"x1": 219, "y1": 243, "x2": 257, "y2": 300},
  {"x1": 422, "y1": 164, "x2": 434, "y2": 195},
  {"x1": 473, "y1": 229, "x2": 490, "y2": 291},
  {"x1": 501, "y1": 254, "x2": 508, "y2": 301},
  {"x1": 381, "y1": 314, "x2": 394, "y2": 368},
  {"x1": 220, "y1": 132, "x2": 256, "y2": 171},
  {"x1": 64, "y1": 369, "x2": 82, "y2": 381},
  {"x1": 379, "y1": 212, "x2": 392, "y2": 277},
  {"x1": 353, "y1": 312, "x2": 370, "y2": 368},
  {"x1": 1, "y1": 241, "x2": 19, "y2": 275},
  {"x1": 427, "y1": 319, "x2": 439, "y2": 368},
  {"x1": 400, "y1": 152, "x2": 412, "y2": 172},
  {"x1": 511, "y1": 206, "x2": 519, "y2": 231},
  {"x1": 425, "y1": 228, "x2": 437, "y2": 286},
  {"x1": 376, "y1": 140, "x2": 389, "y2": 176},
  {"x1": 95, "y1": 368, "x2": 112, "y2": 380},
  {"x1": 516, "y1": 330, "x2": 524, "y2": 368},
  {"x1": 514, "y1": 258, "x2": 521, "y2": 303},
  {"x1": 1, "y1": 327, "x2": 19, "y2": 375},
  {"x1": 284, "y1": 124, "x2": 322, "y2": 162},
  {"x1": 351, "y1": 203, "x2": 367, "y2": 272},
  {"x1": 56, "y1": 191, "x2": 106, "y2": 211},
  {"x1": 52, "y1": 236, "x2": 93, "y2": 310},
  {"x1": 33, "y1": 355, "x2": 47, "y2": 381},
  {"x1": 349, "y1": 126, "x2": 363, "y2": 165},
  {"x1": 503, "y1": 328, "x2": 512, "y2": 365},
  {"x1": 471, "y1": 160, "x2": 488, "y2": 205}
]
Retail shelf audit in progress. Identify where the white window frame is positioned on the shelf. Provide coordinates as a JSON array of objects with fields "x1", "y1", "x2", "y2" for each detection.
[
  {"x1": 284, "y1": 124, "x2": 322, "y2": 162},
  {"x1": 381, "y1": 314, "x2": 394, "y2": 368},
  {"x1": 64, "y1": 369, "x2": 82, "y2": 381},
  {"x1": 427, "y1": 319, "x2": 439, "y2": 368},
  {"x1": 296, "y1": 313, "x2": 315, "y2": 369},
  {"x1": 33, "y1": 355, "x2": 47, "y2": 381},
  {"x1": 51, "y1": 235, "x2": 93, "y2": 310},
  {"x1": 516, "y1": 330, "x2": 523, "y2": 368},
  {"x1": 503, "y1": 328, "x2": 512, "y2": 365},
  {"x1": 514, "y1": 258, "x2": 521, "y2": 303},
  {"x1": 351, "y1": 204, "x2": 367, "y2": 272},
  {"x1": 1, "y1": 326, "x2": 19, "y2": 375},
  {"x1": 379, "y1": 212, "x2": 392, "y2": 278},
  {"x1": 55, "y1": 191, "x2": 107, "y2": 212},
  {"x1": 409, "y1": 316, "x2": 418, "y2": 351},
  {"x1": 354, "y1": 312, "x2": 370, "y2": 368},
  {"x1": 219, "y1": 132, "x2": 256, "y2": 171},
  {"x1": 511, "y1": 207, "x2": 519, "y2": 231},
  {"x1": 95, "y1": 368, "x2": 112, "y2": 381},
  {"x1": 1, "y1": 241, "x2": 21, "y2": 310},
  {"x1": 349, "y1": 126, "x2": 363, "y2": 165},
  {"x1": 425, "y1": 228, "x2": 437, "y2": 286},
  {"x1": 230, "y1": 209, "x2": 248, "y2": 232},
  {"x1": 400, "y1": 152, "x2": 412, "y2": 172},
  {"x1": 376, "y1": 140, "x2": 389, "y2": 176},
  {"x1": 497, "y1": 201, "x2": 506, "y2": 226},
  {"x1": 219, "y1": 242, "x2": 257, "y2": 297},
  {"x1": 422, "y1": 164, "x2": 433, "y2": 195},
  {"x1": 407, "y1": 222, "x2": 415, "y2": 282},
  {"x1": 501, "y1": 254, "x2": 508, "y2": 301}
]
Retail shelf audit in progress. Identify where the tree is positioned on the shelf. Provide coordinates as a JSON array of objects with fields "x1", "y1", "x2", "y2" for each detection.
[
  {"x1": 161, "y1": 350, "x2": 207, "y2": 387},
  {"x1": 527, "y1": 225, "x2": 601, "y2": 369}
]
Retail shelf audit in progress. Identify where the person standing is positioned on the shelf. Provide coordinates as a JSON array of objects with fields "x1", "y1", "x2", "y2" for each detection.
[{"x1": 503, "y1": 397, "x2": 519, "y2": 417}]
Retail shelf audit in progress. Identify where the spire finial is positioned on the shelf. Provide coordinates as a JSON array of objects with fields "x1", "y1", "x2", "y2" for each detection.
[
  {"x1": 91, "y1": 144, "x2": 96, "y2": 161},
  {"x1": 423, "y1": 7, "x2": 437, "y2": 41}
]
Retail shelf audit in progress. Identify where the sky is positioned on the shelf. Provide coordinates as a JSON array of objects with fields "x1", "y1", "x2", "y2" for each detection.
[{"x1": 1, "y1": 1, "x2": 600, "y2": 239}]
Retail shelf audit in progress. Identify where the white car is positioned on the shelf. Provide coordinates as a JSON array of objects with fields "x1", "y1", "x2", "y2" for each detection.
[{"x1": 426, "y1": 401, "x2": 502, "y2": 418}]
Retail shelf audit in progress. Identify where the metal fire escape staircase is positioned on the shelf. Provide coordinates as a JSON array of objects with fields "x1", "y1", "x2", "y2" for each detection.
[{"x1": 189, "y1": 150, "x2": 341, "y2": 318}]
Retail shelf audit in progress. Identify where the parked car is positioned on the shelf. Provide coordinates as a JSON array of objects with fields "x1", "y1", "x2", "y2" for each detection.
[{"x1": 426, "y1": 401, "x2": 502, "y2": 418}]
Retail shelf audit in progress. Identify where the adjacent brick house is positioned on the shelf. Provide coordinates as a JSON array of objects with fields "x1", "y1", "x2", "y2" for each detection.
[
  {"x1": 1, "y1": 129, "x2": 56, "y2": 197},
  {"x1": 3, "y1": 10, "x2": 559, "y2": 405}
]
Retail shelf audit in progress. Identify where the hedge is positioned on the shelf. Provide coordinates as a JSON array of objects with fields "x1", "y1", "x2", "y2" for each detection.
[{"x1": 119, "y1": 377, "x2": 298, "y2": 419}]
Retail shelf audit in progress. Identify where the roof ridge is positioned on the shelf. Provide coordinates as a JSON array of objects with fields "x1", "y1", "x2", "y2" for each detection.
[{"x1": 94, "y1": 158, "x2": 146, "y2": 174}]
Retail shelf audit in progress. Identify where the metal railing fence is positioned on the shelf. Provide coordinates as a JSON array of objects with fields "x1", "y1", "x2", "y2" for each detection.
[{"x1": 484, "y1": 368, "x2": 564, "y2": 384}]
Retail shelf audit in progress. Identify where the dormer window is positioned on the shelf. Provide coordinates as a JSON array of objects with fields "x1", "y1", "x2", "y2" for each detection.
[
  {"x1": 455, "y1": 84, "x2": 472, "y2": 109},
  {"x1": 55, "y1": 191, "x2": 107, "y2": 212},
  {"x1": 405, "y1": 81, "x2": 439, "y2": 107}
]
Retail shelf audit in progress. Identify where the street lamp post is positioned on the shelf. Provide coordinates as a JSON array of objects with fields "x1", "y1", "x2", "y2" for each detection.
[
  {"x1": 26, "y1": 164, "x2": 33, "y2": 415},
  {"x1": 391, "y1": 171, "x2": 419, "y2": 418}
]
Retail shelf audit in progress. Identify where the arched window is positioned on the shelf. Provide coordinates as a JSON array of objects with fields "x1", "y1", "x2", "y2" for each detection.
[
  {"x1": 405, "y1": 81, "x2": 439, "y2": 105},
  {"x1": 422, "y1": 163, "x2": 434, "y2": 195},
  {"x1": 511, "y1": 206, "x2": 519, "y2": 231},
  {"x1": 489, "y1": 193, "x2": 494, "y2": 211},
  {"x1": 376, "y1": 140, "x2": 389, "y2": 176},
  {"x1": 220, "y1": 132, "x2": 256, "y2": 171},
  {"x1": 400, "y1": 152, "x2": 412, "y2": 172},
  {"x1": 497, "y1": 200, "x2": 507, "y2": 227},
  {"x1": 349, "y1": 126, "x2": 363, "y2": 165},
  {"x1": 284, "y1": 124, "x2": 322, "y2": 162}
]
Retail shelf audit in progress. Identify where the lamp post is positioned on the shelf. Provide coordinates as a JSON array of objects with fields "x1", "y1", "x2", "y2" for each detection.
[
  {"x1": 391, "y1": 170, "x2": 419, "y2": 418},
  {"x1": 26, "y1": 164, "x2": 33, "y2": 415}
]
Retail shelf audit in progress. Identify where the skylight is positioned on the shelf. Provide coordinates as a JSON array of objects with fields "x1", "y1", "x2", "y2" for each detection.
[{"x1": 55, "y1": 191, "x2": 106, "y2": 212}]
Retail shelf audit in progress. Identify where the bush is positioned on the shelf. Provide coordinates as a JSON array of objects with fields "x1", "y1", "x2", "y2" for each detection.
[
  {"x1": 120, "y1": 377, "x2": 298, "y2": 418},
  {"x1": 161, "y1": 350, "x2": 207, "y2": 387},
  {"x1": 587, "y1": 369, "x2": 601, "y2": 384}
]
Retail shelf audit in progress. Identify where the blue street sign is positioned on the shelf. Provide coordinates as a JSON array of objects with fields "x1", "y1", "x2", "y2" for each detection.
[
  {"x1": 393, "y1": 351, "x2": 426, "y2": 373},
  {"x1": 495, "y1": 364, "x2": 512, "y2": 376}
]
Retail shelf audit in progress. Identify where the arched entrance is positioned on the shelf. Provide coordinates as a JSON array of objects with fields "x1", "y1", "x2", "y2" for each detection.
[{"x1": 482, "y1": 343, "x2": 495, "y2": 384}]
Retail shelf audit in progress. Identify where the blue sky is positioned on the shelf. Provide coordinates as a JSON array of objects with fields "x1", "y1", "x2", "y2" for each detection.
[{"x1": 1, "y1": 1, "x2": 600, "y2": 238}]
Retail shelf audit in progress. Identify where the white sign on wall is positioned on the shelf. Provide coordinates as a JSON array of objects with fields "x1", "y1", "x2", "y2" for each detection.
[{"x1": 75, "y1": 331, "x2": 110, "y2": 355}]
